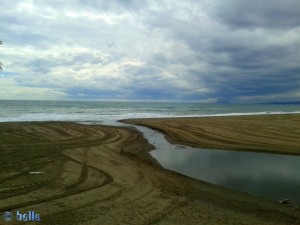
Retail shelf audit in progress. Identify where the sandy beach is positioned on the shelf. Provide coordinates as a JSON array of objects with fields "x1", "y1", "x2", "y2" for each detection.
[
  {"x1": 0, "y1": 118, "x2": 300, "y2": 224},
  {"x1": 123, "y1": 114, "x2": 300, "y2": 155}
]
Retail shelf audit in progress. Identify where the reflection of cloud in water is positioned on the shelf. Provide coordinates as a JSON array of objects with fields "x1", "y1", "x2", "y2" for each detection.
[
  {"x1": 151, "y1": 142, "x2": 300, "y2": 205},
  {"x1": 133, "y1": 125, "x2": 300, "y2": 205},
  {"x1": 151, "y1": 148, "x2": 195, "y2": 167}
]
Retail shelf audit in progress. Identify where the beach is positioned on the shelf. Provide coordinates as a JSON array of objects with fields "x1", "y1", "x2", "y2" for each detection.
[
  {"x1": 0, "y1": 116, "x2": 300, "y2": 224},
  {"x1": 2, "y1": 0, "x2": 300, "y2": 223},
  {"x1": 123, "y1": 114, "x2": 300, "y2": 155}
]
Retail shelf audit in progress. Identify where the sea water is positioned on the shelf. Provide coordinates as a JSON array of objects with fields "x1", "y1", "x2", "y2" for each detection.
[
  {"x1": 1, "y1": 100, "x2": 300, "y2": 205},
  {"x1": 1, "y1": 100, "x2": 300, "y2": 122}
]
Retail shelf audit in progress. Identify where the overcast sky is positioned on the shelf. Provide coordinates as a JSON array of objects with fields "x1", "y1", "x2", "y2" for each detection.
[{"x1": 1, "y1": 0, "x2": 299, "y2": 103}]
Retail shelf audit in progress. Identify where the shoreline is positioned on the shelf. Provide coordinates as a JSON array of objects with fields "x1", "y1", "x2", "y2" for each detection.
[
  {"x1": 1, "y1": 110, "x2": 300, "y2": 123},
  {"x1": 0, "y1": 121, "x2": 300, "y2": 224}
]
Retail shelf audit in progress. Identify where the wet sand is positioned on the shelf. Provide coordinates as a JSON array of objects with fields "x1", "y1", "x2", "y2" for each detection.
[
  {"x1": 123, "y1": 114, "x2": 300, "y2": 155},
  {"x1": 0, "y1": 121, "x2": 300, "y2": 224}
]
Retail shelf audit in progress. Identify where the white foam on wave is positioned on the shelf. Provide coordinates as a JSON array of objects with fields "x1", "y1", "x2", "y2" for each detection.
[
  {"x1": 0, "y1": 112, "x2": 171, "y2": 123},
  {"x1": 1, "y1": 111, "x2": 300, "y2": 123},
  {"x1": 186, "y1": 111, "x2": 300, "y2": 118}
]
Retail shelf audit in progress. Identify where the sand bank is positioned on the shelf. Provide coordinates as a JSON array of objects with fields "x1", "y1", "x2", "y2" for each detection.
[
  {"x1": 123, "y1": 114, "x2": 300, "y2": 155},
  {"x1": 0, "y1": 122, "x2": 299, "y2": 224}
]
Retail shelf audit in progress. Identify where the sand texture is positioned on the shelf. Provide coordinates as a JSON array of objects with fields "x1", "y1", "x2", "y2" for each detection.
[
  {"x1": 0, "y1": 121, "x2": 300, "y2": 224},
  {"x1": 123, "y1": 114, "x2": 300, "y2": 155}
]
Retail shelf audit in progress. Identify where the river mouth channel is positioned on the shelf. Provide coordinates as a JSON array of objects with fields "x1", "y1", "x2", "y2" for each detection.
[{"x1": 130, "y1": 124, "x2": 300, "y2": 207}]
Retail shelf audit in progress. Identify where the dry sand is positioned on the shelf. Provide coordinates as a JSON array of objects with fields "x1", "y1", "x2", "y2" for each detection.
[{"x1": 0, "y1": 120, "x2": 299, "y2": 225}]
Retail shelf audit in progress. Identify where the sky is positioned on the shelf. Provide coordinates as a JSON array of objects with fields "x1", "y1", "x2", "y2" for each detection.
[{"x1": 0, "y1": 0, "x2": 299, "y2": 103}]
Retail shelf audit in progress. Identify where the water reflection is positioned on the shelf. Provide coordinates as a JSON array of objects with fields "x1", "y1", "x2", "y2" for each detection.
[{"x1": 134, "y1": 125, "x2": 300, "y2": 206}]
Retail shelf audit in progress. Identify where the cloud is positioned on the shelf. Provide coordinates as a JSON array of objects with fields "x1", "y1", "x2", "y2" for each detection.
[
  {"x1": 0, "y1": 0, "x2": 299, "y2": 102},
  {"x1": 212, "y1": 0, "x2": 300, "y2": 29},
  {"x1": 0, "y1": 77, "x2": 66, "y2": 100}
]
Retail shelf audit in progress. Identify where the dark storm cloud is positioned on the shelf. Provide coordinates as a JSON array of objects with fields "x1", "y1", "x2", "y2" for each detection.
[
  {"x1": 212, "y1": 0, "x2": 300, "y2": 29},
  {"x1": 143, "y1": 0, "x2": 300, "y2": 102}
]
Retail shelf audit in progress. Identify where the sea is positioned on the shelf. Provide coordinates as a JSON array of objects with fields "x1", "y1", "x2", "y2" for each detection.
[
  {"x1": 1, "y1": 100, "x2": 300, "y2": 122},
  {"x1": 1, "y1": 100, "x2": 300, "y2": 206}
]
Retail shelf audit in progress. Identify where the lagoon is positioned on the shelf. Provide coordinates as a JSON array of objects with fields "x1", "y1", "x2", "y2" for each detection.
[{"x1": 134, "y1": 124, "x2": 300, "y2": 206}]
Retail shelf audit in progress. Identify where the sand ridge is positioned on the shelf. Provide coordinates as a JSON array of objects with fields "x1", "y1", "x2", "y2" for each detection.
[{"x1": 122, "y1": 114, "x2": 300, "y2": 155}]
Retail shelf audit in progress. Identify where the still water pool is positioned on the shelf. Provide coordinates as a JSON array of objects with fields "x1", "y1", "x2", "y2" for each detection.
[{"x1": 133, "y1": 124, "x2": 300, "y2": 206}]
